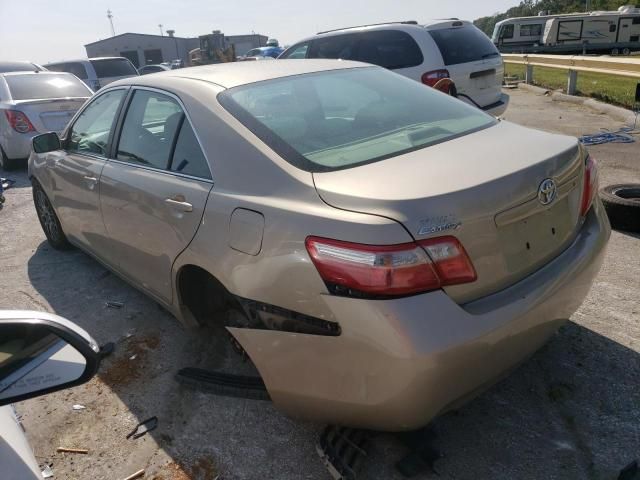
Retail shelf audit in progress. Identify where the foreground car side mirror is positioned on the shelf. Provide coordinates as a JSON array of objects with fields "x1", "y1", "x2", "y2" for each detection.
[
  {"x1": 0, "y1": 311, "x2": 101, "y2": 407},
  {"x1": 32, "y1": 132, "x2": 61, "y2": 154}
]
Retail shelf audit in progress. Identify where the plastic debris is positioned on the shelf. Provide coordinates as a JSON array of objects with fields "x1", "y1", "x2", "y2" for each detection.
[
  {"x1": 72, "y1": 404, "x2": 86, "y2": 411},
  {"x1": 41, "y1": 465, "x2": 54, "y2": 478},
  {"x1": 579, "y1": 127, "x2": 639, "y2": 146},
  {"x1": 126, "y1": 416, "x2": 158, "y2": 439},
  {"x1": 123, "y1": 470, "x2": 145, "y2": 480},
  {"x1": 129, "y1": 354, "x2": 137, "y2": 361},
  {"x1": 105, "y1": 301, "x2": 124, "y2": 309},
  {"x1": 99, "y1": 342, "x2": 115, "y2": 359},
  {"x1": 1, "y1": 178, "x2": 15, "y2": 190},
  {"x1": 56, "y1": 447, "x2": 88, "y2": 454}
]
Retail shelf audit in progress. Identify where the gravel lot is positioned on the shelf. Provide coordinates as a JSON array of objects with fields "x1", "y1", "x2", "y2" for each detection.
[{"x1": 1, "y1": 87, "x2": 639, "y2": 480}]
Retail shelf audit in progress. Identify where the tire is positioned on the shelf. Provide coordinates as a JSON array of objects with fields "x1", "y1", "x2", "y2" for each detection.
[
  {"x1": 0, "y1": 148, "x2": 19, "y2": 171},
  {"x1": 611, "y1": 48, "x2": 620, "y2": 56},
  {"x1": 622, "y1": 48, "x2": 631, "y2": 56},
  {"x1": 599, "y1": 184, "x2": 640, "y2": 233},
  {"x1": 32, "y1": 180, "x2": 72, "y2": 249}
]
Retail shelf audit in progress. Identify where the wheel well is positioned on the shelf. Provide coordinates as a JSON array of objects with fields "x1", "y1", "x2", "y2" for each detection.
[{"x1": 177, "y1": 265, "x2": 238, "y2": 326}]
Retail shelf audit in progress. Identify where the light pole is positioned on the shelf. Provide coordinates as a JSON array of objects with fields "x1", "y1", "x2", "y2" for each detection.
[
  {"x1": 159, "y1": 24, "x2": 164, "y2": 36},
  {"x1": 107, "y1": 9, "x2": 115, "y2": 37}
]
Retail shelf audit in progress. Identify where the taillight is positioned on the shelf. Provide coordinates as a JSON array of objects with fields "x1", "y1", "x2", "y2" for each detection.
[
  {"x1": 421, "y1": 69, "x2": 450, "y2": 87},
  {"x1": 305, "y1": 236, "x2": 476, "y2": 298},
  {"x1": 580, "y1": 155, "x2": 598, "y2": 217},
  {"x1": 3, "y1": 110, "x2": 35, "y2": 133}
]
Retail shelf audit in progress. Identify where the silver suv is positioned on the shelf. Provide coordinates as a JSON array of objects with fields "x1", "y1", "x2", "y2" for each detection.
[
  {"x1": 45, "y1": 57, "x2": 139, "y2": 91},
  {"x1": 280, "y1": 20, "x2": 509, "y2": 116}
]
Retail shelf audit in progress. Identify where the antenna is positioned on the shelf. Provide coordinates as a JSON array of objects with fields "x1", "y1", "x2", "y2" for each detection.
[
  {"x1": 159, "y1": 24, "x2": 164, "y2": 36},
  {"x1": 107, "y1": 9, "x2": 115, "y2": 37}
]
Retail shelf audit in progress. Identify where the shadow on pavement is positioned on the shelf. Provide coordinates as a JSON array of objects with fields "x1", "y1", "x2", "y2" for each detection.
[{"x1": 26, "y1": 240, "x2": 640, "y2": 479}]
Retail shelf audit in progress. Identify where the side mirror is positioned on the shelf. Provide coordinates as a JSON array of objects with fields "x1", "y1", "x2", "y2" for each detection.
[
  {"x1": 32, "y1": 132, "x2": 61, "y2": 154},
  {"x1": 0, "y1": 311, "x2": 101, "y2": 406}
]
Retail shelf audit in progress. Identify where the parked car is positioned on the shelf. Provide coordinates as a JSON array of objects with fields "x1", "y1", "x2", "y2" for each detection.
[
  {"x1": 44, "y1": 57, "x2": 138, "y2": 92},
  {"x1": 0, "y1": 72, "x2": 92, "y2": 170},
  {"x1": 138, "y1": 64, "x2": 172, "y2": 75},
  {"x1": 0, "y1": 310, "x2": 102, "y2": 480},
  {"x1": 238, "y1": 46, "x2": 284, "y2": 60},
  {"x1": 29, "y1": 60, "x2": 609, "y2": 431},
  {"x1": 279, "y1": 20, "x2": 509, "y2": 116},
  {"x1": 0, "y1": 61, "x2": 46, "y2": 73}
]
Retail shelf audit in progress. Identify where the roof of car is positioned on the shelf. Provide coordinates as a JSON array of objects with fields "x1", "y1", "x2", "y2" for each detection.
[
  {"x1": 0, "y1": 61, "x2": 44, "y2": 73},
  {"x1": 109, "y1": 59, "x2": 372, "y2": 89},
  {"x1": 0, "y1": 71, "x2": 76, "y2": 78},
  {"x1": 44, "y1": 57, "x2": 130, "y2": 65}
]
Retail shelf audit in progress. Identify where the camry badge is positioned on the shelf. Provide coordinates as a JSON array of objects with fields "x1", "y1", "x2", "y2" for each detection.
[
  {"x1": 538, "y1": 179, "x2": 557, "y2": 206},
  {"x1": 418, "y1": 215, "x2": 462, "y2": 236}
]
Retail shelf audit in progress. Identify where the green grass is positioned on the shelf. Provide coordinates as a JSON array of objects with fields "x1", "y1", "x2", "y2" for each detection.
[{"x1": 505, "y1": 64, "x2": 639, "y2": 109}]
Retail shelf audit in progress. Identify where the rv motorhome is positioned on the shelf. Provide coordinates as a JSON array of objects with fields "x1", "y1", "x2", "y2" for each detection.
[{"x1": 493, "y1": 5, "x2": 640, "y2": 54}]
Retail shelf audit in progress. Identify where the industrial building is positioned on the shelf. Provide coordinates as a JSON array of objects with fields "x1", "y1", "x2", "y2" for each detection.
[{"x1": 85, "y1": 31, "x2": 269, "y2": 67}]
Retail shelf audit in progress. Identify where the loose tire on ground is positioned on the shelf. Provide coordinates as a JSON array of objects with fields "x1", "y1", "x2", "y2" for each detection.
[
  {"x1": 32, "y1": 179, "x2": 72, "y2": 250},
  {"x1": 599, "y1": 184, "x2": 640, "y2": 233}
]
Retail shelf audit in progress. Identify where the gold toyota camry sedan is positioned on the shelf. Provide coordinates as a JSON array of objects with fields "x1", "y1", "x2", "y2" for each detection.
[{"x1": 28, "y1": 60, "x2": 610, "y2": 431}]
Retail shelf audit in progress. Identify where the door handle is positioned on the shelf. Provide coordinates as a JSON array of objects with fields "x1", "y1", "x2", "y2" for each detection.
[
  {"x1": 83, "y1": 176, "x2": 98, "y2": 190},
  {"x1": 165, "y1": 195, "x2": 193, "y2": 212}
]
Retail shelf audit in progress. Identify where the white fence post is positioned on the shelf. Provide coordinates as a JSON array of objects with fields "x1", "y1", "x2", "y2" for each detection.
[{"x1": 567, "y1": 70, "x2": 578, "y2": 95}]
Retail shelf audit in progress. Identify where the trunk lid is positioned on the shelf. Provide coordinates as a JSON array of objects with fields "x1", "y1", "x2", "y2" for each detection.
[
  {"x1": 312, "y1": 121, "x2": 584, "y2": 303},
  {"x1": 14, "y1": 98, "x2": 87, "y2": 134}
]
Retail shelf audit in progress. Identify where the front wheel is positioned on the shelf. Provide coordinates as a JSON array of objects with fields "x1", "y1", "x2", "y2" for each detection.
[{"x1": 32, "y1": 180, "x2": 72, "y2": 250}]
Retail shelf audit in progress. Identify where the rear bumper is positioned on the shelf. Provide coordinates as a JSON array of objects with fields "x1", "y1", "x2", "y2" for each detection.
[
  {"x1": 1, "y1": 130, "x2": 36, "y2": 159},
  {"x1": 481, "y1": 92, "x2": 510, "y2": 117},
  {"x1": 231, "y1": 201, "x2": 610, "y2": 431}
]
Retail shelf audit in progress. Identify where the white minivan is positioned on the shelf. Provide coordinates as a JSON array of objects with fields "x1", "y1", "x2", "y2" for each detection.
[
  {"x1": 44, "y1": 57, "x2": 139, "y2": 92},
  {"x1": 279, "y1": 20, "x2": 509, "y2": 116}
]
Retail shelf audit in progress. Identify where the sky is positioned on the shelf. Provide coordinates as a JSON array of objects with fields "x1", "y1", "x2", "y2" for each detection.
[{"x1": 0, "y1": 0, "x2": 519, "y2": 64}]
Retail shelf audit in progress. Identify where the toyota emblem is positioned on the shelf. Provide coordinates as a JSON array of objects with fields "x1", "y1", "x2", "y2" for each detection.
[{"x1": 538, "y1": 179, "x2": 557, "y2": 206}]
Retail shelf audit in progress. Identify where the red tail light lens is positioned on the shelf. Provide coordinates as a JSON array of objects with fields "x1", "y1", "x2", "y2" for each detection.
[
  {"x1": 580, "y1": 155, "x2": 598, "y2": 217},
  {"x1": 3, "y1": 110, "x2": 35, "y2": 133},
  {"x1": 305, "y1": 236, "x2": 476, "y2": 298},
  {"x1": 421, "y1": 69, "x2": 450, "y2": 87}
]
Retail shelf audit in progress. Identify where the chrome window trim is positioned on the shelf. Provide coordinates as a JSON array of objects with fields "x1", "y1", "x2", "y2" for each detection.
[
  {"x1": 112, "y1": 85, "x2": 214, "y2": 182},
  {"x1": 107, "y1": 157, "x2": 213, "y2": 184}
]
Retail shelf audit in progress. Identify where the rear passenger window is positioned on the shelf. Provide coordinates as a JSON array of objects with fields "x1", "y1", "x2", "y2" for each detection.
[
  {"x1": 116, "y1": 90, "x2": 184, "y2": 169},
  {"x1": 355, "y1": 30, "x2": 423, "y2": 69},
  {"x1": 309, "y1": 34, "x2": 358, "y2": 60},
  {"x1": 170, "y1": 122, "x2": 211, "y2": 179}
]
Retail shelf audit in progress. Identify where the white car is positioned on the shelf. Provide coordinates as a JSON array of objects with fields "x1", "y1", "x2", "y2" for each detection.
[
  {"x1": 279, "y1": 20, "x2": 509, "y2": 116},
  {"x1": 44, "y1": 57, "x2": 139, "y2": 92},
  {"x1": 0, "y1": 71, "x2": 93, "y2": 170},
  {"x1": 0, "y1": 311, "x2": 102, "y2": 480}
]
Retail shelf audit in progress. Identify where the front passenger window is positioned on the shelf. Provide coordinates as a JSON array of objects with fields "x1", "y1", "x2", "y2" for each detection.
[
  {"x1": 117, "y1": 90, "x2": 183, "y2": 169},
  {"x1": 68, "y1": 89, "x2": 126, "y2": 156}
]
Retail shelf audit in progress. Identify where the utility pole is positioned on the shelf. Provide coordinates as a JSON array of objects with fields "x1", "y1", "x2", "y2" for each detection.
[
  {"x1": 585, "y1": 0, "x2": 590, "y2": 12},
  {"x1": 159, "y1": 24, "x2": 164, "y2": 36},
  {"x1": 107, "y1": 9, "x2": 115, "y2": 37}
]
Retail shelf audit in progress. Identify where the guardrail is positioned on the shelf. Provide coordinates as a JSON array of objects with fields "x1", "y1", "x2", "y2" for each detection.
[{"x1": 502, "y1": 53, "x2": 640, "y2": 95}]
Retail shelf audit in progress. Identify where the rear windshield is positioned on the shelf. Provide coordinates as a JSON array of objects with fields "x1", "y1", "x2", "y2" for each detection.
[
  {"x1": 219, "y1": 67, "x2": 495, "y2": 172},
  {"x1": 46, "y1": 62, "x2": 88, "y2": 80},
  {"x1": 429, "y1": 26, "x2": 500, "y2": 66},
  {"x1": 5, "y1": 74, "x2": 91, "y2": 100},
  {"x1": 90, "y1": 58, "x2": 138, "y2": 78}
]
